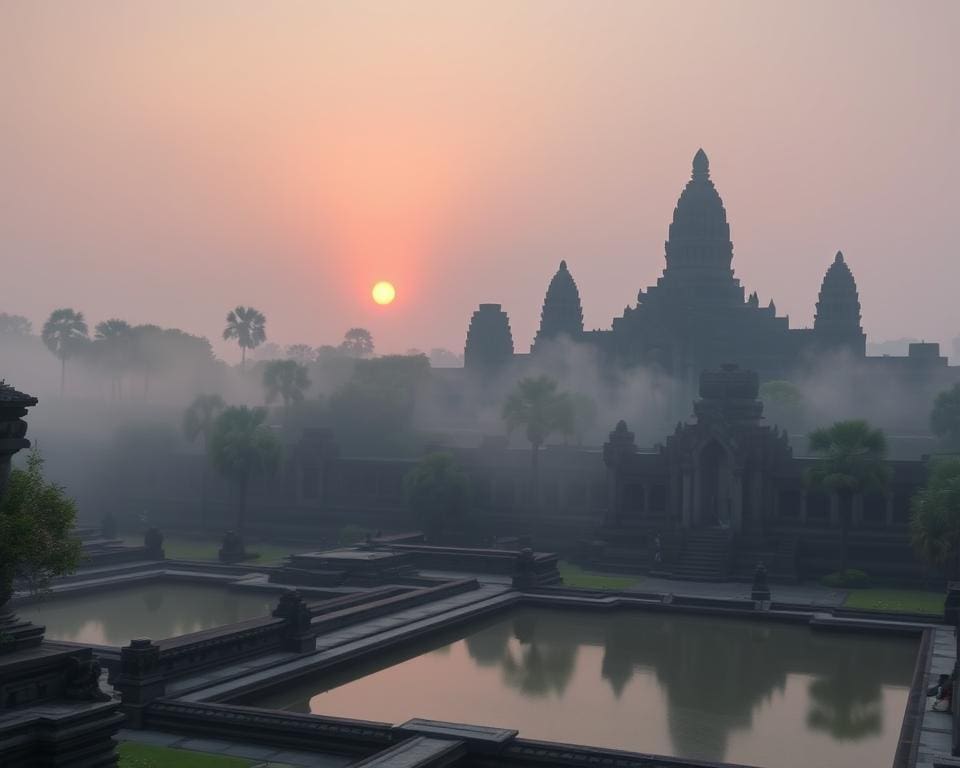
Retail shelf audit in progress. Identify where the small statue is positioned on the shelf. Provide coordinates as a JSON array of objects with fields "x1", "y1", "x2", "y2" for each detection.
[
  {"x1": 751, "y1": 561, "x2": 771, "y2": 602},
  {"x1": 218, "y1": 530, "x2": 245, "y2": 563},
  {"x1": 63, "y1": 655, "x2": 111, "y2": 702},
  {"x1": 512, "y1": 547, "x2": 537, "y2": 589},
  {"x1": 143, "y1": 527, "x2": 164, "y2": 559}
]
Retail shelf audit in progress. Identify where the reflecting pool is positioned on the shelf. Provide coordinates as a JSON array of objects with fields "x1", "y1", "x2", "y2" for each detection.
[
  {"x1": 246, "y1": 607, "x2": 918, "y2": 768},
  {"x1": 17, "y1": 581, "x2": 276, "y2": 646}
]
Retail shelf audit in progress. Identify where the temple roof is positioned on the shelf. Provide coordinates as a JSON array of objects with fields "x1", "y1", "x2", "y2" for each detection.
[
  {"x1": 532, "y1": 260, "x2": 584, "y2": 350},
  {"x1": 464, "y1": 303, "x2": 514, "y2": 373},
  {"x1": 0, "y1": 380, "x2": 38, "y2": 406},
  {"x1": 821, "y1": 251, "x2": 857, "y2": 291},
  {"x1": 814, "y1": 251, "x2": 862, "y2": 336}
]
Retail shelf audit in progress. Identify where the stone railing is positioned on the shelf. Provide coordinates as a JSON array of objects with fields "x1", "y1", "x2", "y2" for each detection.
[
  {"x1": 115, "y1": 590, "x2": 314, "y2": 726},
  {"x1": 310, "y1": 578, "x2": 478, "y2": 633}
]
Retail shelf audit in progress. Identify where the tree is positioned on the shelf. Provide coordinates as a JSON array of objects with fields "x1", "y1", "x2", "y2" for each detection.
[
  {"x1": 94, "y1": 318, "x2": 134, "y2": 399},
  {"x1": 340, "y1": 327, "x2": 374, "y2": 358},
  {"x1": 931, "y1": 384, "x2": 960, "y2": 449},
  {"x1": 262, "y1": 360, "x2": 311, "y2": 418},
  {"x1": 285, "y1": 344, "x2": 315, "y2": 362},
  {"x1": 760, "y1": 380, "x2": 805, "y2": 432},
  {"x1": 208, "y1": 406, "x2": 281, "y2": 536},
  {"x1": 403, "y1": 452, "x2": 469, "y2": 542},
  {"x1": 806, "y1": 420, "x2": 889, "y2": 572},
  {"x1": 222, "y1": 306, "x2": 267, "y2": 369},
  {"x1": 563, "y1": 392, "x2": 598, "y2": 446},
  {"x1": 502, "y1": 376, "x2": 573, "y2": 508},
  {"x1": 0, "y1": 450, "x2": 82, "y2": 603},
  {"x1": 183, "y1": 394, "x2": 225, "y2": 531},
  {"x1": 910, "y1": 457, "x2": 960, "y2": 578},
  {"x1": 41, "y1": 308, "x2": 89, "y2": 396},
  {"x1": 0, "y1": 313, "x2": 32, "y2": 337}
]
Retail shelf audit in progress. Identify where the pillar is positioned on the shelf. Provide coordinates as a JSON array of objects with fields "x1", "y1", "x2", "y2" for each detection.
[
  {"x1": 829, "y1": 493, "x2": 840, "y2": 527},
  {"x1": 731, "y1": 471, "x2": 744, "y2": 532}
]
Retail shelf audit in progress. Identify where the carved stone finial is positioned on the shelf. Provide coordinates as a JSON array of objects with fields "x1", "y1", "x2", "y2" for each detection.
[{"x1": 692, "y1": 148, "x2": 709, "y2": 180}]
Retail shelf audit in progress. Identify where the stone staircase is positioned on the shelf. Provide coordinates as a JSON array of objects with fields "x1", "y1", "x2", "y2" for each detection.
[{"x1": 672, "y1": 528, "x2": 733, "y2": 581}]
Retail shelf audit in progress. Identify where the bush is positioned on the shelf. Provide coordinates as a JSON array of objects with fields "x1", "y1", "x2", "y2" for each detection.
[
  {"x1": 820, "y1": 568, "x2": 871, "y2": 588},
  {"x1": 338, "y1": 524, "x2": 368, "y2": 546}
]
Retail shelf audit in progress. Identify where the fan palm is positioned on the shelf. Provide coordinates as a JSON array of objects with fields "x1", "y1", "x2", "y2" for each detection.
[
  {"x1": 183, "y1": 394, "x2": 226, "y2": 531},
  {"x1": 222, "y1": 306, "x2": 267, "y2": 369},
  {"x1": 503, "y1": 376, "x2": 573, "y2": 509},
  {"x1": 41, "y1": 308, "x2": 89, "y2": 396},
  {"x1": 910, "y1": 457, "x2": 960, "y2": 578},
  {"x1": 94, "y1": 318, "x2": 133, "y2": 399},
  {"x1": 806, "y1": 420, "x2": 889, "y2": 572},
  {"x1": 262, "y1": 360, "x2": 311, "y2": 419},
  {"x1": 208, "y1": 406, "x2": 281, "y2": 535}
]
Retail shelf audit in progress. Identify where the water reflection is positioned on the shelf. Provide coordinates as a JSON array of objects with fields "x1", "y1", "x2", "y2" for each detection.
[
  {"x1": 16, "y1": 581, "x2": 275, "y2": 646},
  {"x1": 245, "y1": 608, "x2": 917, "y2": 768}
]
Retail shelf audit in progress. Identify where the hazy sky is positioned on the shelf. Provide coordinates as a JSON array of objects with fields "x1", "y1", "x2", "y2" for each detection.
[{"x1": 2, "y1": 1, "x2": 958, "y2": 359}]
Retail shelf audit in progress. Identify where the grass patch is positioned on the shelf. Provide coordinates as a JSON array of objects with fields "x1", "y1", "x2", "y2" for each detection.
[
  {"x1": 118, "y1": 743, "x2": 254, "y2": 768},
  {"x1": 121, "y1": 535, "x2": 315, "y2": 566},
  {"x1": 843, "y1": 588, "x2": 944, "y2": 615},
  {"x1": 558, "y1": 561, "x2": 640, "y2": 591}
]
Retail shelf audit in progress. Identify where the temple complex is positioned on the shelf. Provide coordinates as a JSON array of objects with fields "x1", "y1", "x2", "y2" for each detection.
[{"x1": 464, "y1": 150, "x2": 949, "y2": 403}]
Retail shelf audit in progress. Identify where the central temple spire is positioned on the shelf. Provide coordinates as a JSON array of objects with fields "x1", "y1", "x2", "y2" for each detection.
[{"x1": 692, "y1": 148, "x2": 709, "y2": 180}]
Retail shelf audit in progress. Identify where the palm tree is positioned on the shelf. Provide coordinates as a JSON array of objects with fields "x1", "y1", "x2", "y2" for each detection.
[
  {"x1": 910, "y1": 457, "x2": 960, "y2": 579},
  {"x1": 94, "y1": 318, "x2": 133, "y2": 399},
  {"x1": 403, "y1": 453, "x2": 469, "y2": 543},
  {"x1": 502, "y1": 376, "x2": 573, "y2": 509},
  {"x1": 41, "y1": 309, "x2": 89, "y2": 396},
  {"x1": 208, "y1": 406, "x2": 281, "y2": 536},
  {"x1": 931, "y1": 384, "x2": 960, "y2": 449},
  {"x1": 183, "y1": 394, "x2": 226, "y2": 531},
  {"x1": 262, "y1": 360, "x2": 311, "y2": 419},
  {"x1": 285, "y1": 344, "x2": 315, "y2": 362},
  {"x1": 222, "y1": 306, "x2": 267, "y2": 369},
  {"x1": 806, "y1": 420, "x2": 889, "y2": 572}
]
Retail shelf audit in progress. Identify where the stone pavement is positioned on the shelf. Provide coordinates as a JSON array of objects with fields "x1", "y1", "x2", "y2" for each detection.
[
  {"x1": 118, "y1": 728, "x2": 352, "y2": 767},
  {"x1": 917, "y1": 626, "x2": 957, "y2": 768},
  {"x1": 630, "y1": 576, "x2": 848, "y2": 607}
]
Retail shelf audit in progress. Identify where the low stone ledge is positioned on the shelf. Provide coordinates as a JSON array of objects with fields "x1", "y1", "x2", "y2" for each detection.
[
  {"x1": 143, "y1": 699, "x2": 393, "y2": 756},
  {"x1": 350, "y1": 736, "x2": 465, "y2": 768},
  {"x1": 310, "y1": 579, "x2": 479, "y2": 633}
]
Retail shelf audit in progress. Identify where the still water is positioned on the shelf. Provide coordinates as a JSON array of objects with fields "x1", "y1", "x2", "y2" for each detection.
[
  {"x1": 247, "y1": 607, "x2": 918, "y2": 768},
  {"x1": 17, "y1": 581, "x2": 276, "y2": 646}
]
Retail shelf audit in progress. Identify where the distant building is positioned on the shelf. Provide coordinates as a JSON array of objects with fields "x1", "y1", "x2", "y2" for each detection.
[{"x1": 464, "y1": 149, "x2": 954, "y2": 403}]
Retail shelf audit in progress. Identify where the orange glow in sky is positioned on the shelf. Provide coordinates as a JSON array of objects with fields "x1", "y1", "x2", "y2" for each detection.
[{"x1": 2, "y1": 2, "x2": 959, "y2": 356}]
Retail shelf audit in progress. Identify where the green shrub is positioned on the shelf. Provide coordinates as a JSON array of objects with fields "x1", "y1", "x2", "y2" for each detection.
[
  {"x1": 338, "y1": 524, "x2": 368, "y2": 546},
  {"x1": 820, "y1": 568, "x2": 870, "y2": 588}
]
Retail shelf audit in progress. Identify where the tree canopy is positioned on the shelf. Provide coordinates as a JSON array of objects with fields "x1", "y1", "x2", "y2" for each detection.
[
  {"x1": 182, "y1": 394, "x2": 226, "y2": 445},
  {"x1": 403, "y1": 452, "x2": 469, "y2": 542},
  {"x1": 910, "y1": 457, "x2": 960, "y2": 576},
  {"x1": 208, "y1": 406, "x2": 281, "y2": 533},
  {"x1": 41, "y1": 308, "x2": 89, "y2": 395},
  {"x1": 0, "y1": 313, "x2": 32, "y2": 337},
  {"x1": 930, "y1": 383, "x2": 960, "y2": 448},
  {"x1": 806, "y1": 420, "x2": 889, "y2": 496},
  {"x1": 223, "y1": 306, "x2": 267, "y2": 367},
  {"x1": 340, "y1": 327, "x2": 374, "y2": 358},
  {"x1": 806, "y1": 419, "x2": 889, "y2": 571},
  {"x1": 263, "y1": 359, "x2": 311, "y2": 411},
  {"x1": 503, "y1": 375, "x2": 573, "y2": 449},
  {"x1": 0, "y1": 451, "x2": 82, "y2": 598}
]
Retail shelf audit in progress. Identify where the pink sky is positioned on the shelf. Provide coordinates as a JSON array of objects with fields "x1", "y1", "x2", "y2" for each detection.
[{"x1": 2, "y1": 1, "x2": 958, "y2": 360}]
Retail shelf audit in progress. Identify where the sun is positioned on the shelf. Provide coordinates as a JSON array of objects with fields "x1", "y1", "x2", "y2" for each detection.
[{"x1": 371, "y1": 280, "x2": 396, "y2": 305}]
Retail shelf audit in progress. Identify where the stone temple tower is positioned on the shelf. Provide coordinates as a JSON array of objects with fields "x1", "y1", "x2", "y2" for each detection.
[
  {"x1": 464, "y1": 303, "x2": 514, "y2": 376},
  {"x1": 814, "y1": 251, "x2": 866, "y2": 355},
  {"x1": 531, "y1": 260, "x2": 584, "y2": 352}
]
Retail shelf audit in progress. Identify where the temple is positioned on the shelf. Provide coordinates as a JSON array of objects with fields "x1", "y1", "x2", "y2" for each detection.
[{"x1": 464, "y1": 149, "x2": 949, "y2": 403}]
